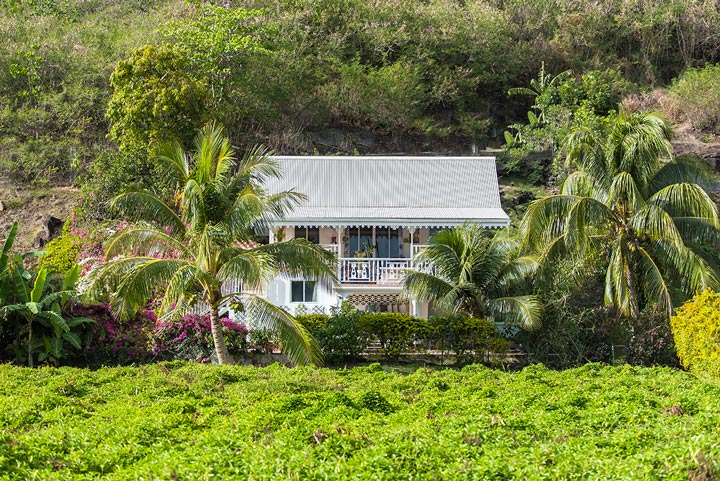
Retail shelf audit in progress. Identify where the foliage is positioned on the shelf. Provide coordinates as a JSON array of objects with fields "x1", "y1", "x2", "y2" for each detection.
[
  {"x1": 5, "y1": 0, "x2": 720, "y2": 186},
  {"x1": 153, "y1": 314, "x2": 248, "y2": 362},
  {"x1": 668, "y1": 63, "x2": 720, "y2": 131},
  {"x1": 297, "y1": 304, "x2": 367, "y2": 363},
  {"x1": 1, "y1": 264, "x2": 94, "y2": 367},
  {"x1": 1, "y1": 223, "x2": 94, "y2": 366},
  {"x1": 37, "y1": 220, "x2": 81, "y2": 273},
  {"x1": 626, "y1": 306, "x2": 679, "y2": 367},
  {"x1": 70, "y1": 303, "x2": 155, "y2": 366},
  {"x1": 426, "y1": 315, "x2": 509, "y2": 365},
  {"x1": 0, "y1": 0, "x2": 187, "y2": 184},
  {"x1": 403, "y1": 226, "x2": 542, "y2": 330},
  {"x1": 1, "y1": 362, "x2": 720, "y2": 479},
  {"x1": 671, "y1": 289, "x2": 720, "y2": 380},
  {"x1": 503, "y1": 67, "x2": 631, "y2": 183},
  {"x1": 358, "y1": 312, "x2": 428, "y2": 360},
  {"x1": 82, "y1": 123, "x2": 336, "y2": 365},
  {"x1": 523, "y1": 113, "x2": 720, "y2": 320}
]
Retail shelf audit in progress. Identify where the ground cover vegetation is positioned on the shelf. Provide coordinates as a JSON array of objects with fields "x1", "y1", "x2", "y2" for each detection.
[{"x1": 1, "y1": 362, "x2": 719, "y2": 480}]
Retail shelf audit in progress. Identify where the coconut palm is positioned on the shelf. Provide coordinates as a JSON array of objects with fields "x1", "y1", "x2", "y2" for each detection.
[
  {"x1": 402, "y1": 225, "x2": 542, "y2": 330},
  {"x1": 522, "y1": 113, "x2": 720, "y2": 319},
  {"x1": 83, "y1": 123, "x2": 336, "y2": 365}
]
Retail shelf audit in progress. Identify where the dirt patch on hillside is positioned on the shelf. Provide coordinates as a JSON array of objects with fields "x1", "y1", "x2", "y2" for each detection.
[{"x1": 0, "y1": 178, "x2": 80, "y2": 252}]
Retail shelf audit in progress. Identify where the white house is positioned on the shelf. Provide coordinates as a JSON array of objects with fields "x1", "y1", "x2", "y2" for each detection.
[{"x1": 262, "y1": 156, "x2": 510, "y2": 317}]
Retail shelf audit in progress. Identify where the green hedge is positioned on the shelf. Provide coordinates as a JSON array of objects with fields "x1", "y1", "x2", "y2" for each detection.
[{"x1": 299, "y1": 309, "x2": 508, "y2": 365}]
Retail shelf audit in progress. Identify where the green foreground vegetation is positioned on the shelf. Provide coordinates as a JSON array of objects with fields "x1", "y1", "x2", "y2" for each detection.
[{"x1": 1, "y1": 362, "x2": 719, "y2": 480}]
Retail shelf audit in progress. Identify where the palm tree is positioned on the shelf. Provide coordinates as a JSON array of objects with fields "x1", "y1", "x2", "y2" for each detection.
[
  {"x1": 402, "y1": 225, "x2": 542, "y2": 330},
  {"x1": 84, "y1": 123, "x2": 336, "y2": 365},
  {"x1": 522, "y1": 113, "x2": 720, "y2": 319}
]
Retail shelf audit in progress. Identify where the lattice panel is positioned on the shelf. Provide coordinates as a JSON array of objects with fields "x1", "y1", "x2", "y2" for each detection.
[{"x1": 346, "y1": 293, "x2": 405, "y2": 306}]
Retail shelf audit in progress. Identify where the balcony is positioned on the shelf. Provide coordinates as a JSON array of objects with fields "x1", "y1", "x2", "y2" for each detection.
[{"x1": 337, "y1": 256, "x2": 434, "y2": 285}]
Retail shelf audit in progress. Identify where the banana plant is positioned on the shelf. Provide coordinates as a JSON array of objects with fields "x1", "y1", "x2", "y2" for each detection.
[{"x1": 1, "y1": 261, "x2": 94, "y2": 367}]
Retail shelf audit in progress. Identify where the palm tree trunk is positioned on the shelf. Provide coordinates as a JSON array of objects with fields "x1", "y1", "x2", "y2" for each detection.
[{"x1": 209, "y1": 303, "x2": 233, "y2": 364}]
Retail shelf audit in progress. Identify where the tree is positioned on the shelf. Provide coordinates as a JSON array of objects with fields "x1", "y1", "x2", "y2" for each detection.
[
  {"x1": 522, "y1": 113, "x2": 720, "y2": 319},
  {"x1": 83, "y1": 123, "x2": 336, "y2": 365},
  {"x1": 402, "y1": 225, "x2": 542, "y2": 330}
]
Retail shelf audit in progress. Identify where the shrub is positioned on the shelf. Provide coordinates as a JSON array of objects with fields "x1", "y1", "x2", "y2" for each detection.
[
  {"x1": 297, "y1": 306, "x2": 367, "y2": 364},
  {"x1": 70, "y1": 304, "x2": 155, "y2": 366},
  {"x1": 668, "y1": 64, "x2": 720, "y2": 131},
  {"x1": 358, "y1": 313, "x2": 429, "y2": 359},
  {"x1": 152, "y1": 314, "x2": 248, "y2": 363},
  {"x1": 427, "y1": 315, "x2": 509, "y2": 365},
  {"x1": 670, "y1": 289, "x2": 720, "y2": 380},
  {"x1": 626, "y1": 307, "x2": 679, "y2": 368},
  {"x1": 37, "y1": 220, "x2": 81, "y2": 273}
]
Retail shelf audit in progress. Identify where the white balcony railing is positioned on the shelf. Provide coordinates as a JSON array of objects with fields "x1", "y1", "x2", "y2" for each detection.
[
  {"x1": 338, "y1": 256, "x2": 434, "y2": 284},
  {"x1": 320, "y1": 243, "x2": 340, "y2": 255}
]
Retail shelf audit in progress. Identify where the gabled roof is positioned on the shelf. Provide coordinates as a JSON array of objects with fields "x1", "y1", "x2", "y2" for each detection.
[{"x1": 265, "y1": 156, "x2": 510, "y2": 228}]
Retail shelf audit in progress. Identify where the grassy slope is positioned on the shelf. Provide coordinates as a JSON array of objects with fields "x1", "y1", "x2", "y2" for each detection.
[{"x1": 1, "y1": 362, "x2": 719, "y2": 480}]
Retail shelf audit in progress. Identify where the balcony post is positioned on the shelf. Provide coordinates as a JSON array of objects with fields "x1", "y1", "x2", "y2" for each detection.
[{"x1": 408, "y1": 226, "x2": 416, "y2": 265}]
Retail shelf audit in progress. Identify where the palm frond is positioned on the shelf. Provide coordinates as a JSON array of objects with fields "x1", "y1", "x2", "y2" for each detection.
[
  {"x1": 242, "y1": 294, "x2": 321, "y2": 366},
  {"x1": 635, "y1": 246, "x2": 672, "y2": 317},
  {"x1": 111, "y1": 190, "x2": 185, "y2": 234},
  {"x1": 649, "y1": 155, "x2": 716, "y2": 194},
  {"x1": 561, "y1": 171, "x2": 604, "y2": 200},
  {"x1": 217, "y1": 248, "x2": 273, "y2": 292},
  {"x1": 155, "y1": 140, "x2": 190, "y2": 182},
  {"x1": 604, "y1": 236, "x2": 633, "y2": 317},
  {"x1": 244, "y1": 239, "x2": 337, "y2": 289},
  {"x1": 606, "y1": 171, "x2": 645, "y2": 212},
  {"x1": 104, "y1": 226, "x2": 190, "y2": 259},
  {"x1": 487, "y1": 295, "x2": 542, "y2": 330},
  {"x1": 521, "y1": 195, "x2": 579, "y2": 254},
  {"x1": 647, "y1": 183, "x2": 719, "y2": 226}
]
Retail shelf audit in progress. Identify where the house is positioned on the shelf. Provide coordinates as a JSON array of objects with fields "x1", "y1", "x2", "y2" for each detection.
[{"x1": 263, "y1": 156, "x2": 510, "y2": 317}]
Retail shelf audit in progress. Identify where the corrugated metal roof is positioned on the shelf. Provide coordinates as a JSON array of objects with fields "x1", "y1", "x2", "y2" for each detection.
[{"x1": 265, "y1": 156, "x2": 510, "y2": 228}]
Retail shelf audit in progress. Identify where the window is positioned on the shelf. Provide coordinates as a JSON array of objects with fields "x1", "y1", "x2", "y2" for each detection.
[
  {"x1": 294, "y1": 226, "x2": 319, "y2": 244},
  {"x1": 291, "y1": 281, "x2": 317, "y2": 303}
]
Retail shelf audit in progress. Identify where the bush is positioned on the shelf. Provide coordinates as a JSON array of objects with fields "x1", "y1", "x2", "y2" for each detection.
[
  {"x1": 668, "y1": 64, "x2": 720, "y2": 131},
  {"x1": 626, "y1": 307, "x2": 679, "y2": 368},
  {"x1": 37, "y1": 220, "x2": 81, "y2": 273},
  {"x1": 427, "y1": 315, "x2": 509, "y2": 365},
  {"x1": 70, "y1": 303, "x2": 155, "y2": 366},
  {"x1": 297, "y1": 305, "x2": 367, "y2": 364},
  {"x1": 153, "y1": 313, "x2": 248, "y2": 363},
  {"x1": 358, "y1": 312, "x2": 429, "y2": 359},
  {"x1": 671, "y1": 289, "x2": 720, "y2": 380}
]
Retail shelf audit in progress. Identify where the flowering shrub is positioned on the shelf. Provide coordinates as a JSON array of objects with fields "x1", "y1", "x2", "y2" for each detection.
[
  {"x1": 152, "y1": 314, "x2": 248, "y2": 362},
  {"x1": 671, "y1": 289, "x2": 720, "y2": 380},
  {"x1": 71, "y1": 304, "x2": 155, "y2": 365}
]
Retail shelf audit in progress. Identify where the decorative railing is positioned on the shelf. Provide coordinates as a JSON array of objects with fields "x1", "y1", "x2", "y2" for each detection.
[
  {"x1": 411, "y1": 244, "x2": 427, "y2": 257},
  {"x1": 320, "y1": 243, "x2": 340, "y2": 255},
  {"x1": 338, "y1": 256, "x2": 434, "y2": 284}
]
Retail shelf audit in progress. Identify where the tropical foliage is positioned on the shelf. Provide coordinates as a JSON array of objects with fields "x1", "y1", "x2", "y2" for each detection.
[
  {"x1": 522, "y1": 113, "x2": 720, "y2": 319},
  {"x1": 403, "y1": 225, "x2": 542, "y2": 330},
  {"x1": 671, "y1": 289, "x2": 720, "y2": 380},
  {"x1": 5, "y1": 0, "x2": 720, "y2": 188},
  {"x1": 82, "y1": 123, "x2": 336, "y2": 365},
  {"x1": 1, "y1": 362, "x2": 719, "y2": 479},
  {"x1": 0, "y1": 223, "x2": 93, "y2": 366}
]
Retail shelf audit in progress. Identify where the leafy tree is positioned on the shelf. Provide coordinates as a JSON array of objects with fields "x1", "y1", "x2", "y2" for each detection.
[
  {"x1": 522, "y1": 113, "x2": 720, "y2": 319},
  {"x1": 83, "y1": 123, "x2": 336, "y2": 365},
  {"x1": 402, "y1": 225, "x2": 542, "y2": 330}
]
